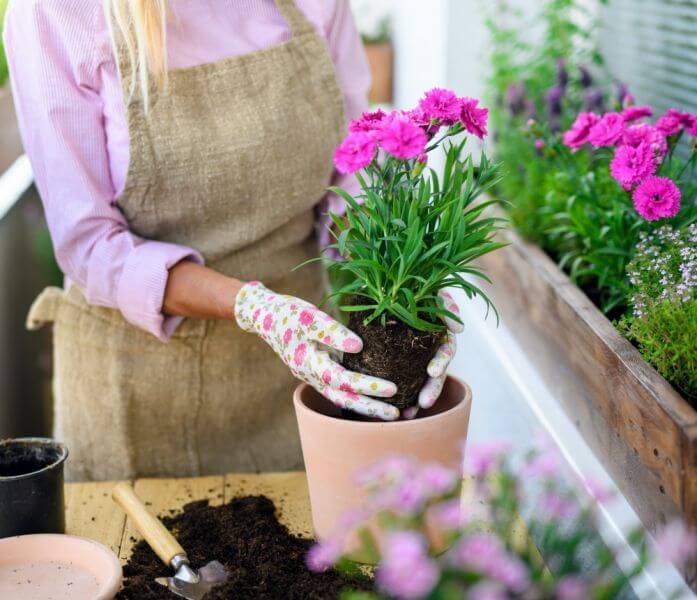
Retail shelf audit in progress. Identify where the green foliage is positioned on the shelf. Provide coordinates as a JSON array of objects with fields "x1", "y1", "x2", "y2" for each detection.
[
  {"x1": 0, "y1": 0, "x2": 8, "y2": 87},
  {"x1": 620, "y1": 299, "x2": 697, "y2": 405},
  {"x1": 323, "y1": 138, "x2": 505, "y2": 333},
  {"x1": 618, "y1": 225, "x2": 697, "y2": 404},
  {"x1": 486, "y1": 0, "x2": 604, "y2": 239}
]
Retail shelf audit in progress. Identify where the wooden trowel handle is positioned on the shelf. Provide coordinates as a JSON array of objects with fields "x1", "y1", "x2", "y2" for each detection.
[{"x1": 112, "y1": 482, "x2": 185, "y2": 567}]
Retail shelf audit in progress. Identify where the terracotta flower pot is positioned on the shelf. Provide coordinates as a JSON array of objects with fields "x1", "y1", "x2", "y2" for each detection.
[
  {"x1": 364, "y1": 42, "x2": 394, "y2": 105},
  {"x1": 293, "y1": 375, "x2": 472, "y2": 551}
]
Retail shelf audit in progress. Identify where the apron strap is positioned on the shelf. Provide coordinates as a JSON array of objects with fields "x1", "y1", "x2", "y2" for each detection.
[
  {"x1": 275, "y1": 0, "x2": 316, "y2": 37},
  {"x1": 27, "y1": 287, "x2": 64, "y2": 330}
]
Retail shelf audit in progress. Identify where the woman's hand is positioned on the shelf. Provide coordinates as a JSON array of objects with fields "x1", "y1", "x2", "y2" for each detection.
[
  {"x1": 235, "y1": 282, "x2": 400, "y2": 421},
  {"x1": 403, "y1": 290, "x2": 462, "y2": 420}
]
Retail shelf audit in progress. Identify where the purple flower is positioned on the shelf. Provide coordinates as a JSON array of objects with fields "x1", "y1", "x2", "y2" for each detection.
[
  {"x1": 540, "y1": 492, "x2": 579, "y2": 521},
  {"x1": 459, "y1": 97, "x2": 489, "y2": 139},
  {"x1": 588, "y1": 112, "x2": 626, "y2": 147},
  {"x1": 349, "y1": 108, "x2": 387, "y2": 135},
  {"x1": 547, "y1": 86, "x2": 564, "y2": 117},
  {"x1": 556, "y1": 59, "x2": 569, "y2": 89},
  {"x1": 556, "y1": 576, "x2": 588, "y2": 600},
  {"x1": 583, "y1": 477, "x2": 615, "y2": 504},
  {"x1": 378, "y1": 114, "x2": 428, "y2": 160},
  {"x1": 610, "y1": 143, "x2": 658, "y2": 190},
  {"x1": 334, "y1": 132, "x2": 377, "y2": 174},
  {"x1": 451, "y1": 533, "x2": 503, "y2": 571},
  {"x1": 621, "y1": 105, "x2": 653, "y2": 123},
  {"x1": 306, "y1": 538, "x2": 342, "y2": 572},
  {"x1": 451, "y1": 534, "x2": 530, "y2": 593},
  {"x1": 356, "y1": 455, "x2": 416, "y2": 488},
  {"x1": 579, "y1": 66, "x2": 593, "y2": 89},
  {"x1": 469, "y1": 582, "x2": 507, "y2": 600},
  {"x1": 622, "y1": 124, "x2": 668, "y2": 158},
  {"x1": 430, "y1": 499, "x2": 467, "y2": 530},
  {"x1": 617, "y1": 83, "x2": 634, "y2": 107},
  {"x1": 419, "y1": 463, "x2": 458, "y2": 495},
  {"x1": 654, "y1": 521, "x2": 697, "y2": 568},
  {"x1": 522, "y1": 450, "x2": 561, "y2": 479},
  {"x1": 377, "y1": 532, "x2": 439, "y2": 600},
  {"x1": 562, "y1": 112, "x2": 600, "y2": 150},
  {"x1": 583, "y1": 89, "x2": 605, "y2": 113},
  {"x1": 506, "y1": 83, "x2": 527, "y2": 116},
  {"x1": 466, "y1": 441, "x2": 511, "y2": 477},
  {"x1": 419, "y1": 88, "x2": 461, "y2": 126},
  {"x1": 632, "y1": 176, "x2": 682, "y2": 221}
]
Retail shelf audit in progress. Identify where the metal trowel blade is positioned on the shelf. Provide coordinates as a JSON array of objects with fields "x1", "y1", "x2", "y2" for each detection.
[{"x1": 155, "y1": 560, "x2": 229, "y2": 600}]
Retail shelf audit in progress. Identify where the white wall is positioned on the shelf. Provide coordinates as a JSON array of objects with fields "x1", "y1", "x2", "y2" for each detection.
[{"x1": 392, "y1": 0, "x2": 449, "y2": 109}]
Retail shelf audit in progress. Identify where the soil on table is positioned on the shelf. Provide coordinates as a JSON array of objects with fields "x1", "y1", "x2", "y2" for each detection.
[
  {"x1": 342, "y1": 311, "x2": 443, "y2": 411},
  {"x1": 116, "y1": 495, "x2": 370, "y2": 600}
]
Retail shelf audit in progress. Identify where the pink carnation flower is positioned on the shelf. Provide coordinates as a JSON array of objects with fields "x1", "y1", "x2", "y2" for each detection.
[
  {"x1": 655, "y1": 108, "x2": 693, "y2": 137},
  {"x1": 632, "y1": 176, "x2": 682, "y2": 221},
  {"x1": 378, "y1": 114, "x2": 428, "y2": 160},
  {"x1": 459, "y1": 97, "x2": 489, "y2": 139},
  {"x1": 562, "y1": 112, "x2": 600, "y2": 150},
  {"x1": 621, "y1": 105, "x2": 653, "y2": 122},
  {"x1": 348, "y1": 108, "x2": 387, "y2": 135},
  {"x1": 588, "y1": 112, "x2": 626, "y2": 147},
  {"x1": 377, "y1": 532, "x2": 439, "y2": 600},
  {"x1": 622, "y1": 124, "x2": 668, "y2": 158},
  {"x1": 656, "y1": 109, "x2": 682, "y2": 137},
  {"x1": 333, "y1": 131, "x2": 377, "y2": 174},
  {"x1": 610, "y1": 143, "x2": 658, "y2": 190},
  {"x1": 419, "y1": 88, "x2": 461, "y2": 125}
]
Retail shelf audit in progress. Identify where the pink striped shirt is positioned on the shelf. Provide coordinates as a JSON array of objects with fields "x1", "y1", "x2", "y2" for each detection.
[{"x1": 3, "y1": 0, "x2": 369, "y2": 340}]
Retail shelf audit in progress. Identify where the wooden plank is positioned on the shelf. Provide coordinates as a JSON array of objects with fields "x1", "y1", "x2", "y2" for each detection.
[
  {"x1": 477, "y1": 226, "x2": 697, "y2": 539},
  {"x1": 64, "y1": 481, "x2": 127, "y2": 555},
  {"x1": 224, "y1": 471, "x2": 313, "y2": 538},
  {"x1": 118, "y1": 476, "x2": 224, "y2": 563}
]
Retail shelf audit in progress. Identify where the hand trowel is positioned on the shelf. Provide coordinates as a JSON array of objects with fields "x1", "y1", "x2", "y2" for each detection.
[{"x1": 113, "y1": 483, "x2": 228, "y2": 599}]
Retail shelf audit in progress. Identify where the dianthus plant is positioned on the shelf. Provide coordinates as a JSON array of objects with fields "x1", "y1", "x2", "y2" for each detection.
[{"x1": 323, "y1": 89, "x2": 504, "y2": 333}]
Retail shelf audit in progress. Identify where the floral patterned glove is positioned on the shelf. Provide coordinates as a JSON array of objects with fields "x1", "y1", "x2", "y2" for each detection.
[
  {"x1": 234, "y1": 282, "x2": 400, "y2": 421},
  {"x1": 403, "y1": 290, "x2": 462, "y2": 420}
]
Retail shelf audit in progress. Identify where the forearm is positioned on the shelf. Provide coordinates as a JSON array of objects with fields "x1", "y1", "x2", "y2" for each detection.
[{"x1": 163, "y1": 261, "x2": 245, "y2": 321}]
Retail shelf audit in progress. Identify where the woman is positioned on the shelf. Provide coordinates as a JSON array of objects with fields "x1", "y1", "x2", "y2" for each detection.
[{"x1": 4, "y1": 0, "x2": 458, "y2": 481}]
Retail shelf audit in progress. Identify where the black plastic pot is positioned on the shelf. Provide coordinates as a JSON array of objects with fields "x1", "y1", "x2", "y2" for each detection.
[{"x1": 0, "y1": 438, "x2": 68, "y2": 538}]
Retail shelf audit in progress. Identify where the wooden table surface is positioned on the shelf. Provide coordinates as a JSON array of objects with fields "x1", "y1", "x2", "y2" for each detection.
[{"x1": 65, "y1": 472, "x2": 313, "y2": 563}]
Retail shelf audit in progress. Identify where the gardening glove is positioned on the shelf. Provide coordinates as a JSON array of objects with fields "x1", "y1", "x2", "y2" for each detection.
[
  {"x1": 403, "y1": 290, "x2": 462, "y2": 420},
  {"x1": 235, "y1": 282, "x2": 400, "y2": 421}
]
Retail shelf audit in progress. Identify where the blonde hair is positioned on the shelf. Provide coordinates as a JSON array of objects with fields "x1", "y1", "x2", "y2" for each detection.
[{"x1": 104, "y1": 0, "x2": 168, "y2": 110}]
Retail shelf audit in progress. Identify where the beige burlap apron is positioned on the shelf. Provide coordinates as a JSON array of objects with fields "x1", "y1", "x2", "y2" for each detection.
[{"x1": 27, "y1": 0, "x2": 345, "y2": 481}]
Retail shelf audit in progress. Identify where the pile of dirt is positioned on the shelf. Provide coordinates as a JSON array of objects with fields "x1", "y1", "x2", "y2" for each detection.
[{"x1": 116, "y1": 495, "x2": 370, "y2": 600}]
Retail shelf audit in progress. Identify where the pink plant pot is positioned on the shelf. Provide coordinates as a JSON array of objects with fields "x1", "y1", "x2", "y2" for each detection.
[{"x1": 293, "y1": 375, "x2": 472, "y2": 553}]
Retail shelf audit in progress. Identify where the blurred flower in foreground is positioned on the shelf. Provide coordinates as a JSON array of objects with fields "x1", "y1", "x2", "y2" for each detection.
[{"x1": 308, "y1": 441, "x2": 696, "y2": 598}]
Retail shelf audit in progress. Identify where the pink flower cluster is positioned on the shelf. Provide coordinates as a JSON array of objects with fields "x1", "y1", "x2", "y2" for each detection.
[
  {"x1": 334, "y1": 88, "x2": 489, "y2": 174},
  {"x1": 562, "y1": 106, "x2": 695, "y2": 221}
]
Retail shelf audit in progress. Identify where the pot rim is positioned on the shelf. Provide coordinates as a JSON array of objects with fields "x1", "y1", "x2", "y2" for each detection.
[
  {"x1": 294, "y1": 374, "x2": 471, "y2": 429},
  {"x1": 0, "y1": 437, "x2": 69, "y2": 482}
]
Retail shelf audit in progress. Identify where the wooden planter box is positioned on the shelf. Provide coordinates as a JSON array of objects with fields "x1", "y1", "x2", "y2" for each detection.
[
  {"x1": 478, "y1": 227, "x2": 697, "y2": 585},
  {"x1": 0, "y1": 87, "x2": 23, "y2": 173},
  {"x1": 364, "y1": 41, "x2": 393, "y2": 105}
]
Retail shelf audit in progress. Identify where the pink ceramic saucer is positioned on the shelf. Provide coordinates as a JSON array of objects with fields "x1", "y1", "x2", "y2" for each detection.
[{"x1": 0, "y1": 534, "x2": 122, "y2": 600}]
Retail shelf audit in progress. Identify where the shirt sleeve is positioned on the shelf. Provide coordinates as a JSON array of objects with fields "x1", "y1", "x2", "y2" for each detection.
[
  {"x1": 315, "y1": 0, "x2": 371, "y2": 248},
  {"x1": 3, "y1": 0, "x2": 203, "y2": 341}
]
